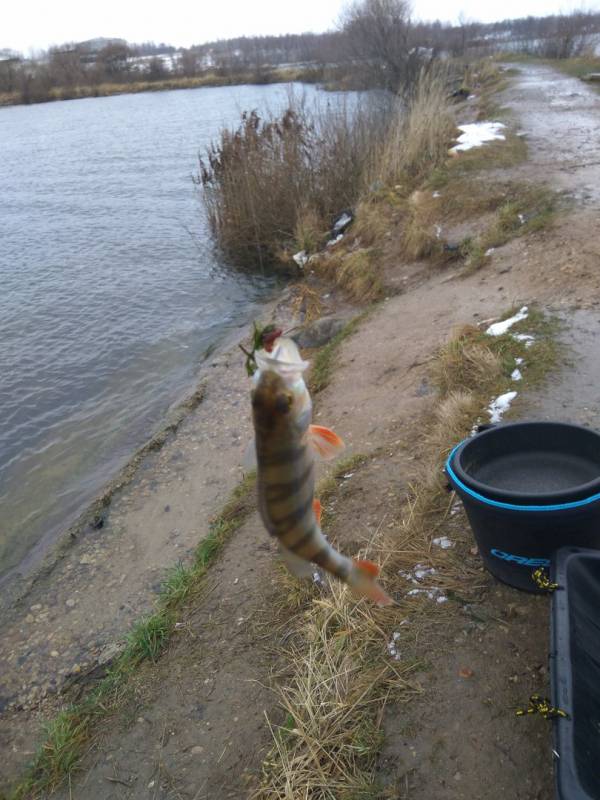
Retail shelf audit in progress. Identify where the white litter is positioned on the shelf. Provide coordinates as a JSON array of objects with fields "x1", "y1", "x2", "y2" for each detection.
[
  {"x1": 399, "y1": 564, "x2": 436, "y2": 584},
  {"x1": 333, "y1": 212, "x2": 352, "y2": 232},
  {"x1": 518, "y1": 213, "x2": 526, "y2": 225},
  {"x1": 326, "y1": 233, "x2": 344, "y2": 248},
  {"x1": 407, "y1": 587, "x2": 448, "y2": 603},
  {"x1": 486, "y1": 306, "x2": 528, "y2": 336},
  {"x1": 435, "y1": 224, "x2": 442, "y2": 239},
  {"x1": 387, "y1": 631, "x2": 402, "y2": 660},
  {"x1": 513, "y1": 333, "x2": 535, "y2": 347},
  {"x1": 511, "y1": 368, "x2": 523, "y2": 381},
  {"x1": 293, "y1": 250, "x2": 308, "y2": 268},
  {"x1": 432, "y1": 191, "x2": 441, "y2": 198},
  {"x1": 433, "y1": 536, "x2": 454, "y2": 549},
  {"x1": 313, "y1": 571, "x2": 322, "y2": 584},
  {"x1": 451, "y1": 122, "x2": 506, "y2": 153},
  {"x1": 488, "y1": 391, "x2": 517, "y2": 423},
  {"x1": 515, "y1": 357, "x2": 524, "y2": 365}
]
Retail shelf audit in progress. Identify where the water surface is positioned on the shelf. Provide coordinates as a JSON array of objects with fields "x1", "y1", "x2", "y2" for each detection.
[{"x1": 0, "y1": 82, "x2": 329, "y2": 580}]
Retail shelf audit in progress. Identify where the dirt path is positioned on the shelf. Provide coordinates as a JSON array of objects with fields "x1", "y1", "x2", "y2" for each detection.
[{"x1": 4, "y1": 63, "x2": 600, "y2": 798}]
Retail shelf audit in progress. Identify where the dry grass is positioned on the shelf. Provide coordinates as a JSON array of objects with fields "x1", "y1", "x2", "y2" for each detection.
[
  {"x1": 255, "y1": 306, "x2": 559, "y2": 800},
  {"x1": 312, "y1": 247, "x2": 383, "y2": 304},
  {"x1": 199, "y1": 98, "x2": 392, "y2": 270},
  {"x1": 374, "y1": 69, "x2": 456, "y2": 186}
]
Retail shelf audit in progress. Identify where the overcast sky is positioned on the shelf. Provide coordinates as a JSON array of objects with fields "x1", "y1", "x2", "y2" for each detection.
[{"x1": 5, "y1": 0, "x2": 599, "y2": 54}]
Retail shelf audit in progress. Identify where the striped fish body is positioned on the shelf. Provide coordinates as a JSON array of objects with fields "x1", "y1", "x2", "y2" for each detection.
[{"x1": 252, "y1": 370, "x2": 353, "y2": 582}]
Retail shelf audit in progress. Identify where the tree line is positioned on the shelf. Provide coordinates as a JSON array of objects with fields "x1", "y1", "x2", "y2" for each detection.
[{"x1": 1, "y1": 2, "x2": 599, "y2": 103}]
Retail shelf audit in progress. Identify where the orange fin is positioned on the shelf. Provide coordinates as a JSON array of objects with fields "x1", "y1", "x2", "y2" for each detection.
[
  {"x1": 362, "y1": 582, "x2": 394, "y2": 607},
  {"x1": 313, "y1": 499, "x2": 322, "y2": 525},
  {"x1": 352, "y1": 560, "x2": 394, "y2": 606},
  {"x1": 355, "y1": 559, "x2": 380, "y2": 578},
  {"x1": 308, "y1": 424, "x2": 345, "y2": 460}
]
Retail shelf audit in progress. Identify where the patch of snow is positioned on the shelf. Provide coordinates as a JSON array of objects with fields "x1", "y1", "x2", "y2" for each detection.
[
  {"x1": 407, "y1": 587, "x2": 447, "y2": 602},
  {"x1": 333, "y1": 212, "x2": 352, "y2": 233},
  {"x1": 511, "y1": 368, "x2": 523, "y2": 381},
  {"x1": 512, "y1": 333, "x2": 535, "y2": 348},
  {"x1": 399, "y1": 564, "x2": 436, "y2": 584},
  {"x1": 487, "y1": 391, "x2": 517, "y2": 423},
  {"x1": 293, "y1": 250, "x2": 308, "y2": 268},
  {"x1": 343, "y1": 473, "x2": 354, "y2": 479},
  {"x1": 433, "y1": 536, "x2": 454, "y2": 549},
  {"x1": 486, "y1": 306, "x2": 528, "y2": 336},
  {"x1": 387, "y1": 630, "x2": 403, "y2": 660},
  {"x1": 451, "y1": 122, "x2": 506, "y2": 153}
]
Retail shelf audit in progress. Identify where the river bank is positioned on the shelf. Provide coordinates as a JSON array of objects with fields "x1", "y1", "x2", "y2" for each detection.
[
  {"x1": 4, "y1": 62, "x2": 600, "y2": 797},
  {"x1": 0, "y1": 66, "x2": 323, "y2": 108}
]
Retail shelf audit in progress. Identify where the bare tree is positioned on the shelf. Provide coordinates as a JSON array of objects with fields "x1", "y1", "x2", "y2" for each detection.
[{"x1": 340, "y1": 0, "x2": 427, "y2": 93}]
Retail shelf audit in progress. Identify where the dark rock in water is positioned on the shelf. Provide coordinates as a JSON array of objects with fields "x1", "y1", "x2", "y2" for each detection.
[
  {"x1": 293, "y1": 315, "x2": 350, "y2": 349},
  {"x1": 90, "y1": 514, "x2": 105, "y2": 530}
]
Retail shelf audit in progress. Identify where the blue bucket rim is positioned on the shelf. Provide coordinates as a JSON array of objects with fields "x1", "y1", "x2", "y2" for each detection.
[{"x1": 446, "y1": 440, "x2": 600, "y2": 512}]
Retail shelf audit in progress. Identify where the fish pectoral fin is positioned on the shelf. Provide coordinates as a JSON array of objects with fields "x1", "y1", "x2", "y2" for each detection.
[
  {"x1": 313, "y1": 499, "x2": 322, "y2": 526},
  {"x1": 307, "y1": 425, "x2": 345, "y2": 460},
  {"x1": 280, "y1": 545, "x2": 314, "y2": 579}
]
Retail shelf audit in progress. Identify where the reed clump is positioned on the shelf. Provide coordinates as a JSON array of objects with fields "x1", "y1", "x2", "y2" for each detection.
[{"x1": 199, "y1": 99, "x2": 391, "y2": 270}]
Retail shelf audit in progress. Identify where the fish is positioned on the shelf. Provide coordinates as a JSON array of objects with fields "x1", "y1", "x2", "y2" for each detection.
[{"x1": 251, "y1": 340, "x2": 393, "y2": 606}]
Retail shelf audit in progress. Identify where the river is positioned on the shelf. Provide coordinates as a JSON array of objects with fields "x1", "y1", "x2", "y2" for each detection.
[{"x1": 0, "y1": 81, "x2": 328, "y2": 582}]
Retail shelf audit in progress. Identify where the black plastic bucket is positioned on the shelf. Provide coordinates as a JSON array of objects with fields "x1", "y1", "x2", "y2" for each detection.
[
  {"x1": 551, "y1": 547, "x2": 600, "y2": 800},
  {"x1": 445, "y1": 422, "x2": 600, "y2": 592}
]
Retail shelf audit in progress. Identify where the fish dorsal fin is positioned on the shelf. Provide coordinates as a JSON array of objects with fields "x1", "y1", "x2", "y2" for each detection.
[
  {"x1": 313, "y1": 498, "x2": 322, "y2": 525},
  {"x1": 308, "y1": 425, "x2": 345, "y2": 460}
]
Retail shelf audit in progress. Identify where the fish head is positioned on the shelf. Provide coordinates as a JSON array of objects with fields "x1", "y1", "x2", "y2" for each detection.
[{"x1": 252, "y1": 369, "x2": 302, "y2": 437}]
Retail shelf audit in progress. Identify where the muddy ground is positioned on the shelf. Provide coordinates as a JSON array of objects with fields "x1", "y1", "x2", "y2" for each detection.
[{"x1": 2, "y1": 63, "x2": 600, "y2": 798}]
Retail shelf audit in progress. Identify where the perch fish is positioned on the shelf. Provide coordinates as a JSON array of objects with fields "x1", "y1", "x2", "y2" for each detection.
[{"x1": 251, "y1": 337, "x2": 392, "y2": 605}]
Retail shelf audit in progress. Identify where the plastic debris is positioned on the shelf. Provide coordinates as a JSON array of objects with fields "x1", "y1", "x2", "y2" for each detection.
[
  {"x1": 333, "y1": 211, "x2": 352, "y2": 233},
  {"x1": 293, "y1": 250, "x2": 308, "y2": 268},
  {"x1": 511, "y1": 368, "x2": 523, "y2": 381},
  {"x1": 486, "y1": 306, "x2": 528, "y2": 336},
  {"x1": 326, "y1": 233, "x2": 344, "y2": 248},
  {"x1": 433, "y1": 536, "x2": 454, "y2": 549}
]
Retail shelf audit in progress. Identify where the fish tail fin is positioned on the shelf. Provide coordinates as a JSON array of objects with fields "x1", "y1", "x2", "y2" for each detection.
[
  {"x1": 349, "y1": 559, "x2": 394, "y2": 606},
  {"x1": 308, "y1": 425, "x2": 345, "y2": 460}
]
